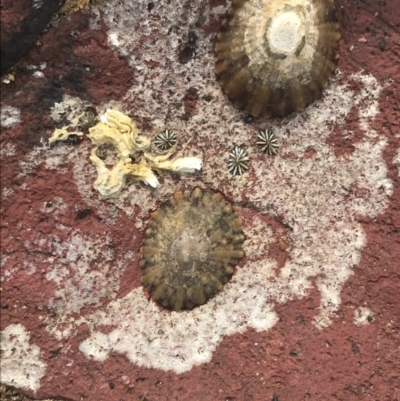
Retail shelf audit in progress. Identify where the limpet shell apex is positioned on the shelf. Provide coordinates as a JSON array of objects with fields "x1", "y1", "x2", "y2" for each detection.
[
  {"x1": 215, "y1": 0, "x2": 340, "y2": 117},
  {"x1": 140, "y1": 188, "x2": 245, "y2": 311}
]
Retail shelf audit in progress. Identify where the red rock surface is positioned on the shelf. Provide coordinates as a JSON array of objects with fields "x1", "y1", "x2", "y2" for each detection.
[
  {"x1": 1, "y1": 1, "x2": 399, "y2": 401},
  {"x1": 0, "y1": 0, "x2": 64, "y2": 75}
]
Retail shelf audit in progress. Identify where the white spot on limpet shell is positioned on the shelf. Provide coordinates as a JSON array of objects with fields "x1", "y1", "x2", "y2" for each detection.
[{"x1": 268, "y1": 11, "x2": 305, "y2": 54}]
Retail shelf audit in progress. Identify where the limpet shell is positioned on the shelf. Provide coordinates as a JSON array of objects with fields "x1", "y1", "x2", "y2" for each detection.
[
  {"x1": 215, "y1": 0, "x2": 340, "y2": 117},
  {"x1": 140, "y1": 188, "x2": 245, "y2": 311}
]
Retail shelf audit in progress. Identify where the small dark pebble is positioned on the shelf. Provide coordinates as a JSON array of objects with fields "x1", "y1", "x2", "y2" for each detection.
[
  {"x1": 202, "y1": 95, "x2": 213, "y2": 102},
  {"x1": 243, "y1": 114, "x2": 254, "y2": 123},
  {"x1": 188, "y1": 31, "x2": 197, "y2": 45},
  {"x1": 109, "y1": 382, "x2": 115, "y2": 389},
  {"x1": 76, "y1": 209, "x2": 93, "y2": 220},
  {"x1": 147, "y1": 2, "x2": 154, "y2": 11},
  {"x1": 66, "y1": 134, "x2": 82, "y2": 145},
  {"x1": 52, "y1": 79, "x2": 63, "y2": 88},
  {"x1": 378, "y1": 42, "x2": 386, "y2": 51},
  {"x1": 178, "y1": 46, "x2": 194, "y2": 64}
]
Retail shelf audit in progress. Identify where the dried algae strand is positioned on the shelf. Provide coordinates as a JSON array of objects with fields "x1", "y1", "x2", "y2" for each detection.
[
  {"x1": 49, "y1": 109, "x2": 202, "y2": 198},
  {"x1": 215, "y1": 0, "x2": 340, "y2": 118},
  {"x1": 140, "y1": 188, "x2": 245, "y2": 311},
  {"x1": 48, "y1": 127, "x2": 83, "y2": 144},
  {"x1": 87, "y1": 110, "x2": 201, "y2": 198}
]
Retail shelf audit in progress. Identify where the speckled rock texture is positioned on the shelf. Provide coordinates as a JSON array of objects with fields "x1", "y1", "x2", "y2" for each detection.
[{"x1": 1, "y1": 0, "x2": 399, "y2": 400}]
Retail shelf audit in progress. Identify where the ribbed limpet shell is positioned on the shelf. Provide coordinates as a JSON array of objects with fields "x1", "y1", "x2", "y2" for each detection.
[
  {"x1": 140, "y1": 188, "x2": 245, "y2": 311},
  {"x1": 215, "y1": 0, "x2": 340, "y2": 117}
]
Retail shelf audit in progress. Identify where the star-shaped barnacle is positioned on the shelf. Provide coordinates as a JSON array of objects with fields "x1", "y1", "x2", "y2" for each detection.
[
  {"x1": 228, "y1": 146, "x2": 249, "y2": 176},
  {"x1": 257, "y1": 129, "x2": 279, "y2": 155},
  {"x1": 153, "y1": 129, "x2": 177, "y2": 152}
]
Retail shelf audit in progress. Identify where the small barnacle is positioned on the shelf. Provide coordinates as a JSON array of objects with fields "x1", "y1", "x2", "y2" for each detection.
[
  {"x1": 228, "y1": 146, "x2": 249, "y2": 176},
  {"x1": 78, "y1": 112, "x2": 98, "y2": 131},
  {"x1": 153, "y1": 129, "x2": 177, "y2": 152},
  {"x1": 257, "y1": 129, "x2": 279, "y2": 155},
  {"x1": 215, "y1": 0, "x2": 340, "y2": 118},
  {"x1": 140, "y1": 188, "x2": 245, "y2": 311}
]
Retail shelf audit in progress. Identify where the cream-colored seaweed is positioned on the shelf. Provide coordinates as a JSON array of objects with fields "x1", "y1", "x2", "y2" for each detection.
[
  {"x1": 50, "y1": 109, "x2": 202, "y2": 198},
  {"x1": 48, "y1": 127, "x2": 83, "y2": 144},
  {"x1": 88, "y1": 110, "x2": 202, "y2": 198}
]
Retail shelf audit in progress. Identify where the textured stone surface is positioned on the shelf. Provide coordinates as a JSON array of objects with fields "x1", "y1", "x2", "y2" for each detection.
[
  {"x1": 0, "y1": 0, "x2": 64, "y2": 75},
  {"x1": 1, "y1": 0, "x2": 399, "y2": 401}
]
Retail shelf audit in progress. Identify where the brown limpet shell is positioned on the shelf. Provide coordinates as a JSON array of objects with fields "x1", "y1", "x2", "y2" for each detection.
[
  {"x1": 215, "y1": 0, "x2": 340, "y2": 118},
  {"x1": 140, "y1": 188, "x2": 245, "y2": 311}
]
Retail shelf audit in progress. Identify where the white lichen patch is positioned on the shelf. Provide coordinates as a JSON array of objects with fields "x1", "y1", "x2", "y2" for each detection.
[
  {"x1": 0, "y1": 324, "x2": 47, "y2": 392},
  {"x1": 79, "y1": 260, "x2": 278, "y2": 373},
  {"x1": 353, "y1": 306, "x2": 374, "y2": 326},
  {"x1": 44, "y1": 231, "x2": 126, "y2": 339},
  {"x1": 242, "y1": 215, "x2": 276, "y2": 260},
  {"x1": 18, "y1": 139, "x2": 49, "y2": 177},
  {"x1": 244, "y1": 73, "x2": 392, "y2": 328},
  {"x1": 50, "y1": 94, "x2": 90, "y2": 124},
  {"x1": 0, "y1": 142, "x2": 17, "y2": 158},
  {"x1": 0, "y1": 106, "x2": 21, "y2": 128},
  {"x1": 2, "y1": 187, "x2": 16, "y2": 199}
]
